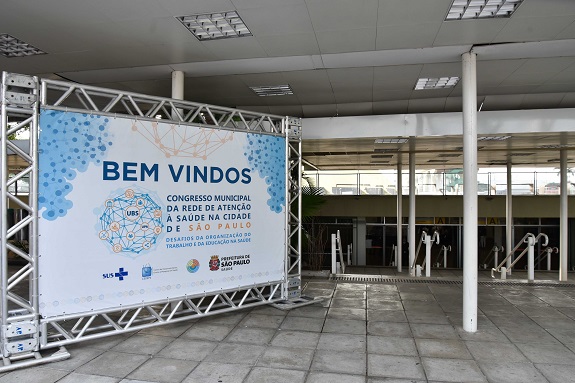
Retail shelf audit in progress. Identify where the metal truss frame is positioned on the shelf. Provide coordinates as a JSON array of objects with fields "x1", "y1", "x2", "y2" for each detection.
[{"x1": 0, "y1": 72, "x2": 302, "y2": 371}]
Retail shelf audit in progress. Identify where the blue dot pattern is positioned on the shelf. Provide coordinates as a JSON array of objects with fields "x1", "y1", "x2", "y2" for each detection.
[
  {"x1": 39, "y1": 110, "x2": 112, "y2": 220},
  {"x1": 244, "y1": 134, "x2": 286, "y2": 213}
]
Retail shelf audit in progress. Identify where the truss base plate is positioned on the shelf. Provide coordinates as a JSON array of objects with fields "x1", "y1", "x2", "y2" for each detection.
[{"x1": 0, "y1": 347, "x2": 70, "y2": 373}]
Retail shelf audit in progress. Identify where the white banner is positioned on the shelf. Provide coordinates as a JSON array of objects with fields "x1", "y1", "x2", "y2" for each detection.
[{"x1": 38, "y1": 110, "x2": 286, "y2": 318}]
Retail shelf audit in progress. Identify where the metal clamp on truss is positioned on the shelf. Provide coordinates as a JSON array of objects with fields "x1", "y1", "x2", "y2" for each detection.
[
  {"x1": 2, "y1": 321, "x2": 39, "y2": 357},
  {"x1": 287, "y1": 117, "x2": 302, "y2": 139},
  {"x1": 287, "y1": 277, "x2": 302, "y2": 299},
  {"x1": 3, "y1": 73, "x2": 37, "y2": 107}
]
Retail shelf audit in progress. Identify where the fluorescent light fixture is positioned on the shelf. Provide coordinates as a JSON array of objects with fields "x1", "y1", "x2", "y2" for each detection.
[
  {"x1": 371, "y1": 160, "x2": 390, "y2": 164},
  {"x1": 176, "y1": 11, "x2": 252, "y2": 41},
  {"x1": 538, "y1": 144, "x2": 575, "y2": 149},
  {"x1": 478, "y1": 135, "x2": 511, "y2": 141},
  {"x1": 0, "y1": 34, "x2": 46, "y2": 58},
  {"x1": 374, "y1": 138, "x2": 408, "y2": 144},
  {"x1": 509, "y1": 152, "x2": 534, "y2": 157},
  {"x1": 374, "y1": 148, "x2": 399, "y2": 153},
  {"x1": 486, "y1": 159, "x2": 508, "y2": 164},
  {"x1": 446, "y1": 0, "x2": 524, "y2": 21},
  {"x1": 439, "y1": 153, "x2": 462, "y2": 157},
  {"x1": 455, "y1": 146, "x2": 485, "y2": 151},
  {"x1": 428, "y1": 159, "x2": 449, "y2": 163},
  {"x1": 250, "y1": 85, "x2": 293, "y2": 97},
  {"x1": 371, "y1": 154, "x2": 394, "y2": 159},
  {"x1": 415, "y1": 77, "x2": 459, "y2": 90}
]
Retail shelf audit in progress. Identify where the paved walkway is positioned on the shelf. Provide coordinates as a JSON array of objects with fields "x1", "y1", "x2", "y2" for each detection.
[{"x1": 1, "y1": 271, "x2": 575, "y2": 382}]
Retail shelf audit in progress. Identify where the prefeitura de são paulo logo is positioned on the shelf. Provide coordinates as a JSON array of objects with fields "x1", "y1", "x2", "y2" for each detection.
[{"x1": 209, "y1": 255, "x2": 220, "y2": 271}]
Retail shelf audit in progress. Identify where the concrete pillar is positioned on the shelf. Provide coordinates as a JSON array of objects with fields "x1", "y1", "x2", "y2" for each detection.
[
  {"x1": 397, "y1": 156, "x2": 403, "y2": 272},
  {"x1": 409, "y1": 139, "x2": 416, "y2": 276},
  {"x1": 462, "y1": 51, "x2": 478, "y2": 333},
  {"x1": 171, "y1": 70, "x2": 184, "y2": 120},
  {"x1": 560, "y1": 150, "x2": 568, "y2": 281},
  {"x1": 506, "y1": 161, "x2": 513, "y2": 273}
]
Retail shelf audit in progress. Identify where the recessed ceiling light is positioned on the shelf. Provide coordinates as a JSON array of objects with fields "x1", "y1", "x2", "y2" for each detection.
[
  {"x1": 478, "y1": 135, "x2": 511, "y2": 141},
  {"x1": 176, "y1": 11, "x2": 252, "y2": 41},
  {"x1": 250, "y1": 85, "x2": 293, "y2": 97},
  {"x1": 414, "y1": 77, "x2": 459, "y2": 90},
  {"x1": 0, "y1": 33, "x2": 46, "y2": 58},
  {"x1": 446, "y1": 0, "x2": 524, "y2": 21},
  {"x1": 374, "y1": 138, "x2": 409, "y2": 144}
]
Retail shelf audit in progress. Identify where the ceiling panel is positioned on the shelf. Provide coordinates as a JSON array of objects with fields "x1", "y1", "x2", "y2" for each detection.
[
  {"x1": 513, "y1": 0, "x2": 575, "y2": 17},
  {"x1": 302, "y1": 104, "x2": 338, "y2": 118},
  {"x1": 306, "y1": 0, "x2": 379, "y2": 32},
  {"x1": 433, "y1": 19, "x2": 507, "y2": 46},
  {"x1": 158, "y1": 0, "x2": 235, "y2": 14},
  {"x1": 373, "y1": 100, "x2": 409, "y2": 115},
  {"x1": 256, "y1": 34, "x2": 321, "y2": 56},
  {"x1": 315, "y1": 29, "x2": 377, "y2": 54},
  {"x1": 377, "y1": 0, "x2": 453, "y2": 25},
  {"x1": 493, "y1": 16, "x2": 575, "y2": 42},
  {"x1": 376, "y1": 23, "x2": 443, "y2": 50},
  {"x1": 239, "y1": 3, "x2": 314, "y2": 36}
]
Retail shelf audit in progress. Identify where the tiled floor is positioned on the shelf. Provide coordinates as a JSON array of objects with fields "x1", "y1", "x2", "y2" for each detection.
[{"x1": 1, "y1": 270, "x2": 575, "y2": 382}]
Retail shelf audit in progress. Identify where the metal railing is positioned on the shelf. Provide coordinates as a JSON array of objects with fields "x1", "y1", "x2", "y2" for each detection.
[
  {"x1": 305, "y1": 170, "x2": 574, "y2": 197},
  {"x1": 492, "y1": 233, "x2": 549, "y2": 281},
  {"x1": 411, "y1": 230, "x2": 439, "y2": 277}
]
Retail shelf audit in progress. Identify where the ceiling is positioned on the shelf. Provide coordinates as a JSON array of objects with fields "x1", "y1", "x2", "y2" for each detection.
[{"x1": 2, "y1": 0, "x2": 575, "y2": 170}]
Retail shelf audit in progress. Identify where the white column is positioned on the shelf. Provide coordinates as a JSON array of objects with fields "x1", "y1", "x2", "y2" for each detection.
[
  {"x1": 462, "y1": 52, "x2": 478, "y2": 333},
  {"x1": 409, "y1": 139, "x2": 416, "y2": 276},
  {"x1": 172, "y1": 71, "x2": 184, "y2": 100},
  {"x1": 560, "y1": 150, "x2": 568, "y2": 281},
  {"x1": 397, "y1": 155, "x2": 403, "y2": 272},
  {"x1": 171, "y1": 70, "x2": 185, "y2": 120},
  {"x1": 506, "y1": 161, "x2": 513, "y2": 273}
]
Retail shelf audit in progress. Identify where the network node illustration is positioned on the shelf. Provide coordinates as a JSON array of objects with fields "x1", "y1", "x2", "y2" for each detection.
[
  {"x1": 99, "y1": 189, "x2": 163, "y2": 256},
  {"x1": 132, "y1": 120, "x2": 233, "y2": 159}
]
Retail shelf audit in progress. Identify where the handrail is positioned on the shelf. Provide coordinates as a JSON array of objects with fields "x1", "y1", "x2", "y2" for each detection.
[
  {"x1": 534, "y1": 233, "x2": 549, "y2": 247},
  {"x1": 491, "y1": 232, "x2": 548, "y2": 278},
  {"x1": 492, "y1": 232, "x2": 534, "y2": 275},
  {"x1": 411, "y1": 231, "x2": 427, "y2": 271},
  {"x1": 435, "y1": 245, "x2": 451, "y2": 267},
  {"x1": 336, "y1": 230, "x2": 346, "y2": 274},
  {"x1": 534, "y1": 246, "x2": 558, "y2": 270},
  {"x1": 421, "y1": 231, "x2": 440, "y2": 268},
  {"x1": 482, "y1": 245, "x2": 503, "y2": 268}
]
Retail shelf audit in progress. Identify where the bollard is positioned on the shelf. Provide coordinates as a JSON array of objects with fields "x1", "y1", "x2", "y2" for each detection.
[{"x1": 500, "y1": 266, "x2": 507, "y2": 280}]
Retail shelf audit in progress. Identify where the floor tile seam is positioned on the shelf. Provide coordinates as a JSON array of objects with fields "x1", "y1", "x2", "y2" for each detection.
[
  {"x1": 474, "y1": 357, "x2": 549, "y2": 383},
  {"x1": 421, "y1": 356, "x2": 489, "y2": 383}
]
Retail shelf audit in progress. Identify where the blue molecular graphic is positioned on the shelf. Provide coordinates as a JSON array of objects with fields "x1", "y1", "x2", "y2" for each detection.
[
  {"x1": 98, "y1": 189, "x2": 163, "y2": 256},
  {"x1": 244, "y1": 134, "x2": 286, "y2": 213},
  {"x1": 38, "y1": 110, "x2": 113, "y2": 220}
]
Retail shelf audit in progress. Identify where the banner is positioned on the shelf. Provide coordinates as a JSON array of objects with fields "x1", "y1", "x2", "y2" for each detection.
[{"x1": 38, "y1": 110, "x2": 286, "y2": 318}]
